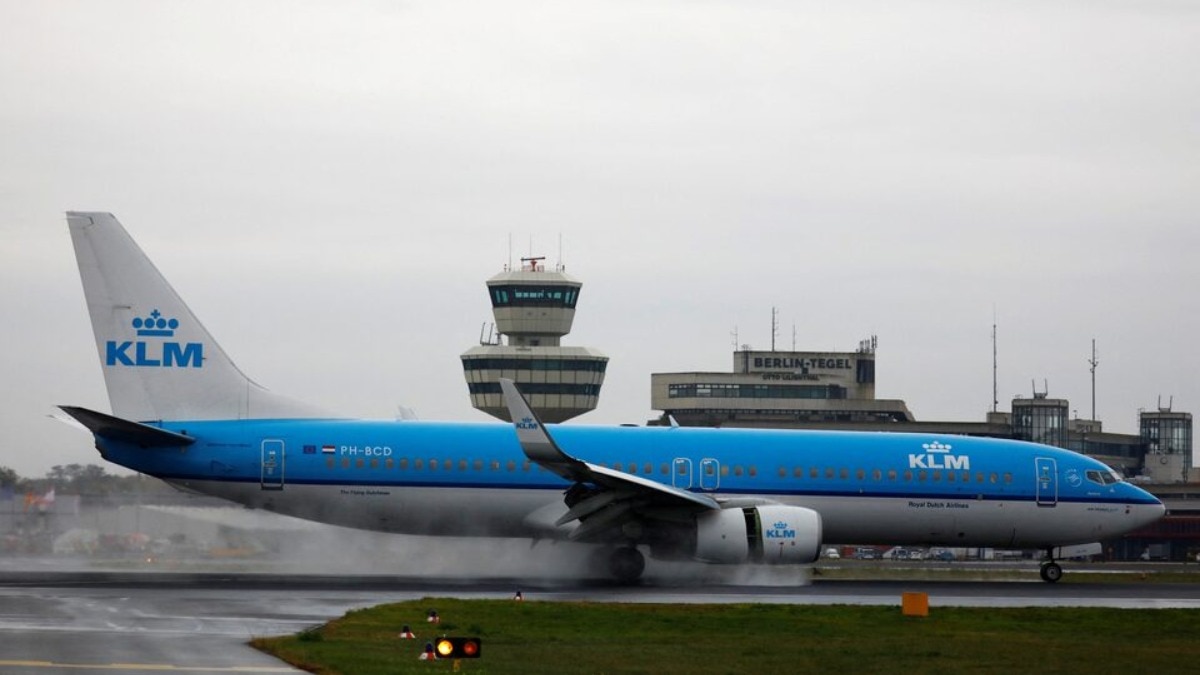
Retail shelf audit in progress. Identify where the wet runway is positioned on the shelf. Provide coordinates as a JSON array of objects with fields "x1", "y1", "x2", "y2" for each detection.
[{"x1": 2, "y1": 569, "x2": 1199, "y2": 673}]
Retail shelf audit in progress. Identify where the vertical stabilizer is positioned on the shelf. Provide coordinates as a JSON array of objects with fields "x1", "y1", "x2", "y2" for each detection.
[{"x1": 66, "y1": 212, "x2": 331, "y2": 422}]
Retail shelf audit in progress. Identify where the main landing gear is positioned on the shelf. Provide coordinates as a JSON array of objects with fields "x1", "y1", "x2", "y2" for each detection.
[
  {"x1": 1039, "y1": 548, "x2": 1063, "y2": 583},
  {"x1": 608, "y1": 546, "x2": 646, "y2": 584}
]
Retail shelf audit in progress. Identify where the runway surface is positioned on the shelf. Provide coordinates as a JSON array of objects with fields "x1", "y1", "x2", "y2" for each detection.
[{"x1": 2, "y1": 569, "x2": 1199, "y2": 673}]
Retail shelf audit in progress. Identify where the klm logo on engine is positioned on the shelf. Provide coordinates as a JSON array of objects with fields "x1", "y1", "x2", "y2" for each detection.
[
  {"x1": 909, "y1": 441, "x2": 970, "y2": 470},
  {"x1": 105, "y1": 310, "x2": 203, "y2": 368},
  {"x1": 765, "y1": 520, "x2": 795, "y2": 539},
  {"x1": 516, "y1": 416, "x2": 539, "y2": 431}
]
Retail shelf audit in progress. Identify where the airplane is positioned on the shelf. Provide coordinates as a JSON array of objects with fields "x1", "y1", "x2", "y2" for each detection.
[{"x1": 59, "y1": 211, "x2": 1165, "y2": 583}]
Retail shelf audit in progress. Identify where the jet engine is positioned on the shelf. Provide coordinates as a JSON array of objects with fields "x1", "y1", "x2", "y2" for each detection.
[{"x1": 693, "y1": 505, "x2": 822, "y2": 565}]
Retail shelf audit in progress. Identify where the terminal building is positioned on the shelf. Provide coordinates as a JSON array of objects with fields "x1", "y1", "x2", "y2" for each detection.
[
  {"x1": 652, "y1": 344, "x2": 1187, "y2": 478},
  {"x1": 461, "y1": 257, "x2": 608, "y2": 423}
]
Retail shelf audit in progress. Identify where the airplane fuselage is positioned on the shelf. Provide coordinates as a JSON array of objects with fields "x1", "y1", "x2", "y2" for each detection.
[{"x1": 96, "y1": 419, "x2": 1163, "y2": 550}]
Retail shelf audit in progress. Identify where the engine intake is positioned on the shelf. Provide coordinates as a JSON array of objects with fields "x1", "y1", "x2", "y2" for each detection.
[{"x1": 694, "y1": 505, "x2": 822, "y2": 565}]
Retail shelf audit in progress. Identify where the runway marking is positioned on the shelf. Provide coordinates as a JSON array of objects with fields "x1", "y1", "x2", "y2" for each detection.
[{"x1": 0, "y1": 662, "x2": 294, "y2": 672}]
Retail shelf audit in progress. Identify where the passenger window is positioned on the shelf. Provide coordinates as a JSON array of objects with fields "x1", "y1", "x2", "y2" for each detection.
[
  {"x1": 490, "y1": 460, "x2": 499, "y2": 470},
  {"x1": 872, "y1": 469, "x2": 882, "y2": 481},
  {"x1": 473, "y1": 459, "x2": 483, "y2": 471},
  {"x1": 749, "y1": 466, "x2": 757, "y2": 477},
  {"x1": 839, "y1": 468, "x2": 849, "y2": 480},
  {"x1": 429, "y1": 459, "x2": 439, "y2": 470},
  {"x1": 932, "y1": 471, "x2": 941, "y2": 482},
  {"x1": 629, "y1": 463, "x2": 638, "y2": 475},
  {"x1": 856, "y1": 469, "x2": 865, "y2": 481},
  {"x1": 661, "y1": 464, "x2": 669, "y2": 475},
  {"x1": 342, "y1": 458, "x2": 350, "y2": 469},
  {"x1": 825, "y1": 468, "x2": 835, "y2": 479},
  {"x1": 975, "y1": 472, "x2": 984, "y2": 483},
  {"x1": 734, "y1": 466, "x2": 744, "y2": 477},
  {"x1": 918, "y1": 470, "x2": 927, "y2": 482},
  {"x1": 506, "y1": 460, "x2": 516, "y2": 471},
  {"x1": 810, "y1": 467, "x2": 819, "y2": 479},
  {"x1": 385, "y1": 458, "x2": 394, "y2": 470},
  {"x1": 888, "y1": 469, "x2": 897, "y2": 481},
  {"x1": 989, "y1": 473, "x2": 998, "y2": 484},
  {"x1": 1003, "y1": 472, "x2": 1012, "y2": 484},
  {"x1": 677, "y1": 463, "x2": 687, "y2": 475},
  {"x1": 644, "y1": 463, "x2": 653, "y2": 474},
  {"x1": 414, "y1": 459, "x2": 424, "y2": 470},
  {"x1": 444, "y1": 458, "x2": 453, "y2": 471},
  {"x1": 947, "y1": 471, "x2": 956, "y2": 482},
  {"x1": 523, "y1": 461, "x2": 531, "y2": 471},
  {"x1": 778, "y1": 467, "x2": 787, "y2": 478},
  {"x1": 721, "y1": 465, "x2": 729, "y2": 477},
  {"x1": 460, "y1": 460, "x2": 469, "y2": 471},
  {"x1": 355, "y1": 459, "x2": 364, "y2": 469},
  {"x1": 614, "y1": 462, "x2": 624, "y2": 472},
  {"x1": 794, "y1": 467, "x2": 804, "y2": 478},
  {"x1": 399, "y1": 458, "x2": 409, "y2": 470},
  {"x1": 904, "y1": 470, "x2": 913, "y2": 482},
  {"x1": 326, "y1": 457, "x2": 335, "y2": 469},
  {"x1": 370, "y1": 458, "x2": 379, "y2": 469}
]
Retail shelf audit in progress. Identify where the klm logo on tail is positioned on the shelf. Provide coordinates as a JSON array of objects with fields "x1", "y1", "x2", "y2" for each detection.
[{"x1": 105, "y1": 310, "x2": 203, "y2": 368}]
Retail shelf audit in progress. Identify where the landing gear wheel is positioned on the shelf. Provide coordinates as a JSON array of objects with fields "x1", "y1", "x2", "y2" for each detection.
[
  {"x1": 609, "y1": 547, "x2": 646, "y2": 584},
  {"x1": 1040, "y1": 561, "x2": 1063, "y2": 583}
]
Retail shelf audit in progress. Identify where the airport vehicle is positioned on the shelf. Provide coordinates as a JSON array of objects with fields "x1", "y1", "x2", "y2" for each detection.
[{"x1": 59, "y1": 212, "x2": 1165, "y2": 583}]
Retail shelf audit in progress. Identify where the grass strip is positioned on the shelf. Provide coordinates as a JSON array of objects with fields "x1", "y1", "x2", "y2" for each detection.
[{"x1": 251, "y1": 597, "x2": 1200, "y2": 674}]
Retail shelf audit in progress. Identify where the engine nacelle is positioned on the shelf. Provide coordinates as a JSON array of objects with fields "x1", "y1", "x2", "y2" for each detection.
[{"x1": 693, "y1": 505, "x2": 822, "y2": 565}]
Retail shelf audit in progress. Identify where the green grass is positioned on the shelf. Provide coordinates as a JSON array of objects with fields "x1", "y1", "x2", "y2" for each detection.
[{"x1": 251, "y1": 598, "x2": 1200, "y2": 674}]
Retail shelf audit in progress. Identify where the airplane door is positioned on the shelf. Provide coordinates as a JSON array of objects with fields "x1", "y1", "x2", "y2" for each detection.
[
  {"x1": 1035, "y1": 457, "x2": 1057, "y2": 507},
  {"x1": 672, "y1": 457, "x2": 693, "y2": 489},
  {"x1": 261, "y1": 439, "x2": 284, "y2": 491},
  {"x1": 699, "y1": 458, "x2": 720, "y2": 491}
]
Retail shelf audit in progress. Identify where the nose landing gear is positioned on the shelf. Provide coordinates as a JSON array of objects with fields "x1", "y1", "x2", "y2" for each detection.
[{"x1": 1039, "y1": 560, "x2": 1063, "y2": 583}]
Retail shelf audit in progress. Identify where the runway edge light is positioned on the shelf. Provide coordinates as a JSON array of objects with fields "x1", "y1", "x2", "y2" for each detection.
[{"x1": 435, "y1": 637, "x2": 482, "y2": 658}]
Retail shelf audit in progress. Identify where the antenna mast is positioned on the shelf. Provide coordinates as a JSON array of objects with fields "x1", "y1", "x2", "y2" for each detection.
[
  {"x1": 1088, "y1": 339, "x2": 1099, "y2": 420},
  {"x1": 992, "y1": 322, "x2": 998, "y2": 413},
  {"x1": 770, "y1": 307, "x2": 779, "y2": 352}
]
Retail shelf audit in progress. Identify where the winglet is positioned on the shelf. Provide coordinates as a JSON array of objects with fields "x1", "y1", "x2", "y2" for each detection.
[{"x1": 499, "y1": 378, "x2": 587, "y2": 480}]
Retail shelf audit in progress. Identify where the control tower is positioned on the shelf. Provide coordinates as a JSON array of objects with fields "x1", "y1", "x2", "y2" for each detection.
[{"x1": 461, "y1": 256, "x2": 608, "y2": 422}]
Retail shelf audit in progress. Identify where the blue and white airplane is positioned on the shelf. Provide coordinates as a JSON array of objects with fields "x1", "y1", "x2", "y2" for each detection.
[{"x1": 60, "y1": 212, "x2": 1164, "y2": 583}]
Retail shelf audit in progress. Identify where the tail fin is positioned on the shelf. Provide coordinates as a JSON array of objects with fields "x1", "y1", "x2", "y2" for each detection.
[{"x1": 66, "y1": 212, "x2": 330, "y2": 422}]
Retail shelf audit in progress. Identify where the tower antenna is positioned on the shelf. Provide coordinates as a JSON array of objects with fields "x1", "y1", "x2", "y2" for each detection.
[
  {"x1": 1088, "y1": 339, "x2": 1099, "y2": 420},
  {"x1": 770, "y1": 307, "x2": 779, "y2": 352},
  {"x1": 992, "y1": 320, "x2": 999, "y2": 413}
]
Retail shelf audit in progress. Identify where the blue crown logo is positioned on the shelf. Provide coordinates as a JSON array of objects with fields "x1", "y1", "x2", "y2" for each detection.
[
  {"x1": 132, "y1": 309, "x2": 179, "y2": 337},
  {"x1": 773, "y1": 521, "x2": 788, "y2": 530}
]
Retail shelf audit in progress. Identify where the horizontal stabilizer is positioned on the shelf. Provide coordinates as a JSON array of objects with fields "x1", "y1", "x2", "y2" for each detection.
[{"x1": 58, "y1": 406, "x2": 195, "y2": 448}]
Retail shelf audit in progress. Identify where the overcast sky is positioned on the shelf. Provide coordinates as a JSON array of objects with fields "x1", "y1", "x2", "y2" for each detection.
[{"x1": 2, "y1": 1, "x2": 1197, "y2": 479}]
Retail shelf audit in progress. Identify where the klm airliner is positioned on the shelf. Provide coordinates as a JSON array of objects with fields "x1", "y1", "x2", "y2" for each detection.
[{"x1": 60, "y1": 212, "x2": 1164, "y2": 583}]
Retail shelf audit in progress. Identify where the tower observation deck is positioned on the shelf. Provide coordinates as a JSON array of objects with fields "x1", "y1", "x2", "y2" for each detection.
[{"x1": 461, "y1": 256, "x2": 608, "y2": 422}]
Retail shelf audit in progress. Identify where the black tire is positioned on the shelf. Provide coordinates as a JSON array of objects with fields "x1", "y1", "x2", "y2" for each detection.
[
  {"x1": 609, "y1": 547, "x2": 646, "y2": 583},
  {"x1": 1040, "y1": 562, "x2": 1063, "y2": 583}
]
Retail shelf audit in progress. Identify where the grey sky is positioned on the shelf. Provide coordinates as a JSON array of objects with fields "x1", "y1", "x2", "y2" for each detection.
[{"x1": 2, "y1": 1, "x2": 1197, "y2": 479}]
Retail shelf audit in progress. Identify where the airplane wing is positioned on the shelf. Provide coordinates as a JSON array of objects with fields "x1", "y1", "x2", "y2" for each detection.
[{"x1": 499, "y1": 379, "x2": 719, "y2": 542}]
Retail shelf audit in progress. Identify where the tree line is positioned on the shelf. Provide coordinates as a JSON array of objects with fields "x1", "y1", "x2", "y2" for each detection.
[{"x1": 0, "y1": 464, "x2": 174, "y2": 498}]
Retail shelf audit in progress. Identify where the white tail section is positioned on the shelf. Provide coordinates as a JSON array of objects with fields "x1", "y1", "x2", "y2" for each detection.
[{"x1": 67, "y1": 212, "x2": 331, "y2": 422}]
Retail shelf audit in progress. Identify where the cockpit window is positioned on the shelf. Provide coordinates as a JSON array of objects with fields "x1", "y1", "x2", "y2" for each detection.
[{"x1": 1086, "y1": 469, "x2": 1121, "y2": 486}]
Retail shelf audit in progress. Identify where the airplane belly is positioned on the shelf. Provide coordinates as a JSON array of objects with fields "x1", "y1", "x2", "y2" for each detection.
[{"x1": 179, "y1": 480, "x2": 562, "y2": 538}]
